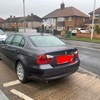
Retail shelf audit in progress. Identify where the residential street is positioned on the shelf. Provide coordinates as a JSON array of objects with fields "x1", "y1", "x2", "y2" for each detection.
[{"x1": 0, "y1": 0, "x2": 100, "y2": 99}]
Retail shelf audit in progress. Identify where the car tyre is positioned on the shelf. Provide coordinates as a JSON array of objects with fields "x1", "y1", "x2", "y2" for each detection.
[{"x1": 16, "y1": 61, "x2": 28, "y2": 83}]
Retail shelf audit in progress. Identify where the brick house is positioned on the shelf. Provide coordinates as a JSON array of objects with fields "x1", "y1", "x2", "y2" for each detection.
[
  {"x1": 43, "y1": 3, "x2": 89, "y2": 31},
  {"x1": 3, "y1": 13, "x2": 42, "y2": 29},
  {"x1": 85, "y1": 7, "x2": 100, "y2": 30},
  {"x1": 3, "y1": 16, "x2": 21, "y2": 28},
  {"x1": 0, "y1": 18, "x2": 4, "y2": 28}
]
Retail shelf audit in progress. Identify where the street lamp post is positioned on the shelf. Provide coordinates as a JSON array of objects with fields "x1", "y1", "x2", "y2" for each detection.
[
  {"x1": 23, "y1": 0, "x2": 26, "y2": 32},
  {"x1": 91, "y1": 0, "x2": 96, "y2": 39}
]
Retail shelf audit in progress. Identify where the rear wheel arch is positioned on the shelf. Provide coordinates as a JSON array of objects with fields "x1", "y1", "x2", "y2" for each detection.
[
  {"x1": 15, "y1": 56, "x2": 26, "y2": 70},
  {"x1": 15, "y1": 60, "x2": 21, "y2": 70}
]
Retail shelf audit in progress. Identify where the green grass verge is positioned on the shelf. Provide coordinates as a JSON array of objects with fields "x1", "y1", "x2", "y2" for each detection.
[{"x1": 66, "y1": 36, "x2": 100, "y2": 43}]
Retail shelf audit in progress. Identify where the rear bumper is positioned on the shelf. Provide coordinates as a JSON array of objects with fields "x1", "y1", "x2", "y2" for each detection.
[{"x1": 28, "y1": 60, "x2": 80, "y2": 81}]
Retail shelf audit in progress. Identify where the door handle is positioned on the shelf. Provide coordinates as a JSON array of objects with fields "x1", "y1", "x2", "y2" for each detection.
[
  {"x1": 6, "y1": 46, "x2": 13, "y2": 50},
  {"x1": 15, "y1": 49, "x2": 20, "y2": 53}
]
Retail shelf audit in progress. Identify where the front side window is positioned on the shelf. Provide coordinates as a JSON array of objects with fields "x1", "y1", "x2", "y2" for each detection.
[
  {"x1": 29, "y1": 36, "x2": 66, "y2": 47},
  {"x1": 5, "y1": 35, "x2": 15, "y2": 44}
]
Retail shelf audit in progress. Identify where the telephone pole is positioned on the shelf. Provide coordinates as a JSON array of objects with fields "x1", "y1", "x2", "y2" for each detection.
[
  {"x1": 91, "y1": 0, "x2": 96, "y2": 39},
  {"x1": 23, "y1": 0, "x2": 26, "y2": 32}
]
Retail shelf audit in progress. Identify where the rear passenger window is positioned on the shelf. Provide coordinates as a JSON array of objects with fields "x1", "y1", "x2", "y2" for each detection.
[{"x1": 11, "y1": 35, "x2": 23, "y2": 46}]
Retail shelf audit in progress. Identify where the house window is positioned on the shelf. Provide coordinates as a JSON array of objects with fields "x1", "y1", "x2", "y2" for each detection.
[
  {"x1": 57, "y1": 17, "x2": 65, "y2": 22},
  {"x1": 83, "y1": 18, "x2": 85, "y2": 22},
  {"x1": 95, "y1": 14, "x2": 100, "y2": 19},
  {"x1": 68, "y1": 17, "x2": 72, "y2": 21}
]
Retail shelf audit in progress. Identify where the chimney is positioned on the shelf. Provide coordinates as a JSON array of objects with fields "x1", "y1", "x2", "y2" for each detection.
[
  {"x1": 13, "y1": 16, "x2": 15, "y2": 18},
  {"x1": 31, "y1": 13, "x2": 34, "y2": 16},
  {"x1": 28, "y1": 15, "x2": 30, "y2": 17},
  {"x1": 10, "y1": 15, "x2": 12, "y2": 19},
  {"x1": 60, "y1": 3, "x2": 65, "y2": 10}
]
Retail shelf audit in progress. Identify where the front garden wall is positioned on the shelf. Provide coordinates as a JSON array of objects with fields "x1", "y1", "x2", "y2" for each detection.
[{"x1": 77, "y1": 32, "x2": 100, "y2": 39}]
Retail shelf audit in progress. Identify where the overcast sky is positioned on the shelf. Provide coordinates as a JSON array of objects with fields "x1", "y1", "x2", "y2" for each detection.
[{"x1": 0, "y1": 0, "x2": 100, "y2": 19}]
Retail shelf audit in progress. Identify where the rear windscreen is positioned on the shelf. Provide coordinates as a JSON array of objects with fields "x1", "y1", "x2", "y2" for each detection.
[{"x1": 28, "y1": 35, "x2": 66, "y2": 47}]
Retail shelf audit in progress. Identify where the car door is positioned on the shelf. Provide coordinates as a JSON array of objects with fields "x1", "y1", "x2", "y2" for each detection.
[
  {"x1": 0, "y1": 34, "x2": 15, "y2": 65},
  {"x1": 1, "y1": 34, "x2": 25, "y2": 69},
  {"x1": 5, "y1": 35, "x2": 25, "y2": 68}
]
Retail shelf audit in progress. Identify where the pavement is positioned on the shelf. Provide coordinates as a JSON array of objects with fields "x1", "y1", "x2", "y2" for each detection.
[{"x1": 0, "y1": 90, "x2": 9, "y2": 100}]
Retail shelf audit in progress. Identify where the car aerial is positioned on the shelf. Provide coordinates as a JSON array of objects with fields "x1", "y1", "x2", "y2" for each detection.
[
  {"x1": 0, "y1": 30, "x2": 7, "y2": 41},
  {"x1": 0, "y1": 33, "x2": 80, "y2": 83}
]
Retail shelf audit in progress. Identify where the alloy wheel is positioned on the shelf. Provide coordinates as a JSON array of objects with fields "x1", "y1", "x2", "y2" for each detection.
[{"x1": 17, "y1": 62, "x2": 24, "y2": 81}]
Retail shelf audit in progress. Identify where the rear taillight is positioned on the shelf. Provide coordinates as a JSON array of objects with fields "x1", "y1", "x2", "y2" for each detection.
[
  {"x1": 74, "y1": 50, "x2": 79, "y2": 58},
  {"x1": 36, "y1": 54, "x2": 54, "y2": 64},
  {"x1": 68, "y1": 50, "x2": 79, "y2": 64}
]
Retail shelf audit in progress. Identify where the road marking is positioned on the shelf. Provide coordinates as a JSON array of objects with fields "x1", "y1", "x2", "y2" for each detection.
[
  {"x1": 0, "y1": 90, "x2": 9, "y2": 100},
  {"x1": 3, "y1": 80, "x2": 21, "y2": 87},
  {"x1": 10, "y1": 89, "x2": 34, "y2": 100}
]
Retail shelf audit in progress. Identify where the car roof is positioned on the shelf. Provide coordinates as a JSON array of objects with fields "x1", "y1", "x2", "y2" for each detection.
[{"x1": 12, "y1": 32, "x2": 52, "y2": 36}]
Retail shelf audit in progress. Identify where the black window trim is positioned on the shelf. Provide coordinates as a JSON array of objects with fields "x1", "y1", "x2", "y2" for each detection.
[{"x1": 19, "y1": 37, "x2": 25, "y2": 47}]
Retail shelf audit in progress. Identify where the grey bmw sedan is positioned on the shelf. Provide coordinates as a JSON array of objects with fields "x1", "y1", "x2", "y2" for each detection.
[{"x1": 0, "y1": 33, "x2": 80, "y2": 83}]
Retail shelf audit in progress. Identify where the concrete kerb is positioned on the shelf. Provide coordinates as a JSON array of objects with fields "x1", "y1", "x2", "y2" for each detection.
[
  {"x1": 0, "y1": 90, "x2": 9, "y2": 100},
  {"x1": 78, "y1": 68, "x2": 100, "y2": 79}
]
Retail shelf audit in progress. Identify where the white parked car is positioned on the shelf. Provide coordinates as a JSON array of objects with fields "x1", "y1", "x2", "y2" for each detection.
[
  {"x1": 79, "y1": 28, "x2": 90, "y2": 33},
  {"x1": 71, "y1": 28, "x2": 90, "y2": 35},
  {"x1": 0, "y1": 30, "x2": 7, "y2": 41}
]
